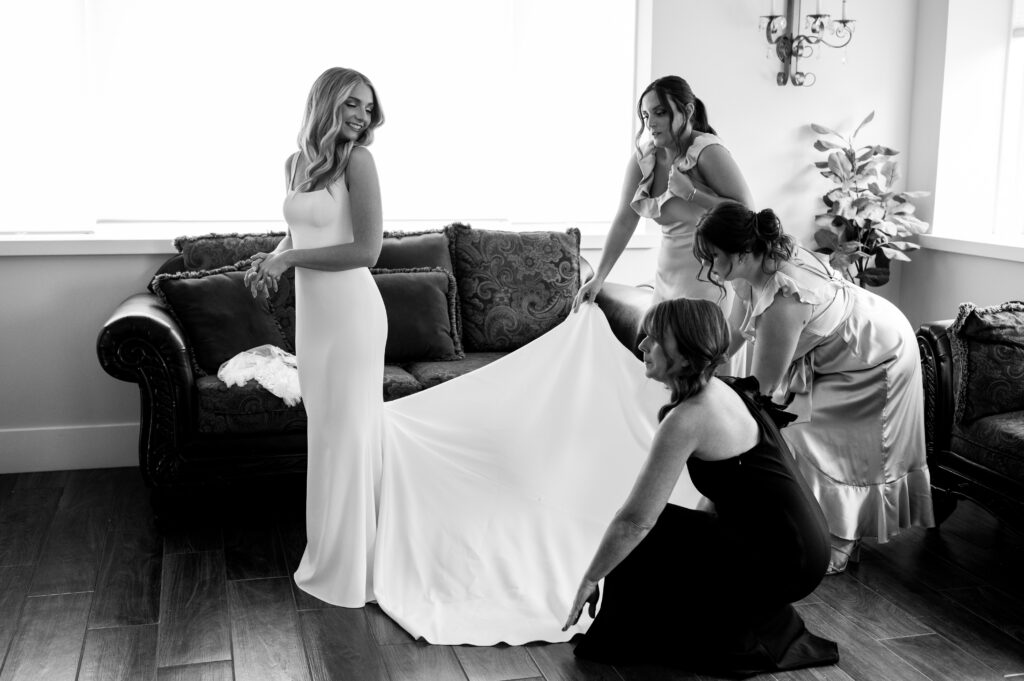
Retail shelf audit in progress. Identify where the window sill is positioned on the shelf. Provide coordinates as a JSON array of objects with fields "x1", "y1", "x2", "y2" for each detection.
[
  {"x1": 919, "y1": 233, "x2": 1024, "y2": 263},
  {"x1": 0, "y1": 221, "x2": 661, "y2": 257}
]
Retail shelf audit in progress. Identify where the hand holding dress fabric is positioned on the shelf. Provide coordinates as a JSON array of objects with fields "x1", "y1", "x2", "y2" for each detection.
[{"x1": 572, "y1": 275, "x2": 604, "y2": 312}]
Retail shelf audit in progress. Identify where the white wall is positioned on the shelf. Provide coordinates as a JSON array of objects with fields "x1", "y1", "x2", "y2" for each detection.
[
  {"x1": 649, "y1": 0, "x2": 919, "y2": 255},
  {"x1": 0, "y1": 253, "x2": 169, "y2": 472}
]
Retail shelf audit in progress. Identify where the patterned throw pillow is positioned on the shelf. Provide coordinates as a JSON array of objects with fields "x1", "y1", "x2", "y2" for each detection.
[
  {"x1": 151, "y1": 266, "x2": 290, "y2": 376},
  {"x1": 175, "y1": 232, "x2": 287, "y2": 270},
  {"x1": 447, "y1": 224, "x2": 581, "y2": 352},
  {"x1": 950, "y1": 300, "x2": 1024, "y2": 424}
]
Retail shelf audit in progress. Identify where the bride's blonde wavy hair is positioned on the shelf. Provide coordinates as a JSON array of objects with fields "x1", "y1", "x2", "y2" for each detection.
[{"x1": 295, "y1": 67, "x2": 384, "y2": 193}]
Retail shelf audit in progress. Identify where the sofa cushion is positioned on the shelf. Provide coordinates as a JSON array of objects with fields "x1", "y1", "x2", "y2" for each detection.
[
  {"x1": 197, "y1": 365, "x2": 425, "y2": 433},
  {"x1": 152, "y1": 266, "x2": 290, "y2": 376},
  {"x1": 384, "y1": 365, "x2": 424, "y2": 401},
  {"x1": 403, "y1": 352, "x2": 507, "y2": 389},
  {"x1": 951, "y1": 410, "x2": 1024, "y2": 481},
  {"x1": 196, "y1": 374, "x2": 307, "y2": 434},
  {"x1": 950, "y1": 300, "x2": 1024, "y2": 424},
  {"x1": 448, "y1": 224, "x2": 581, "y2": 351},
  {"x1": 373, "y1": 268, "x2": 464, "y2": 362}
]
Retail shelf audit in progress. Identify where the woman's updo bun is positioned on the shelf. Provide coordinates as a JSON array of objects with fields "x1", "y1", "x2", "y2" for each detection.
[{"x1": 752, "y1": 208, "x2": 794, "y2": 261}]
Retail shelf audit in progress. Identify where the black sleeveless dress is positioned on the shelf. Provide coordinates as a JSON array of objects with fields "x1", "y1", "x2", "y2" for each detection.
[{"x1": 573, "y1": 378, "x2": 839, "y2": 677}]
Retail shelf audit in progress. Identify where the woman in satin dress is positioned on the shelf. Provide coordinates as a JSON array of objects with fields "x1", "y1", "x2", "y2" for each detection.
[
  {"x1": 693, "y1": 202, "x2": 934, "y2": 573},
  {"x1": 573, "y1": 75, "x2": 755, "y2": 376}
]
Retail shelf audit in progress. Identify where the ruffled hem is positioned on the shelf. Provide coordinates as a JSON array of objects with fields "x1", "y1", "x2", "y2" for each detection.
[
  {"x1": 795, "y1": 460, "x2": 935, "y2": 542},
  {"x1": 630, "y1": 133, "x2": 724, "y2": 219}
]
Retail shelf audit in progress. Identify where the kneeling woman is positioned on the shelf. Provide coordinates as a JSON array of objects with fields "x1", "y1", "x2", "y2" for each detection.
[{"x1": 564, "y1": 299, "x2": 838, "y2": 677}]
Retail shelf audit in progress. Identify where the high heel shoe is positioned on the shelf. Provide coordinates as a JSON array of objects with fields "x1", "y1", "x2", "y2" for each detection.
[{"x1": 826, "y1": 537, "x2": 861, "y2": 575}]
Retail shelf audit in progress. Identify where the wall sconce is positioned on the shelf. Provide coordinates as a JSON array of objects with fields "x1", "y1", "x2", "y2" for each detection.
[{"x1": 760, "y1": 0, "x2": 855, "y2": 86}]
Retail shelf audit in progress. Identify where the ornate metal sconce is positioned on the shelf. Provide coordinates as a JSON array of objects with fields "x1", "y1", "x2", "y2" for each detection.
[{"x1": 760, "y1": 0, "x2": 855, "y2": 86}]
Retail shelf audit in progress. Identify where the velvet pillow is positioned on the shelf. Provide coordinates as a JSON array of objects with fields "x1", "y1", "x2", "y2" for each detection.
[
  {"x1": 950, "y1": 300, "x2": 1024, "y2": 424},
  {"x1": 152, "y1": 266, "x2": 290, "y2": 376},
  {"x1": 375, "y1": 228, "x2": 455, "y2": 271},
  {"x1": 372, "y1": 267, "x2": 464, "y2": 363},
  {"x1": 447, "y1": 224, "x2": 580, "y2": 351}
]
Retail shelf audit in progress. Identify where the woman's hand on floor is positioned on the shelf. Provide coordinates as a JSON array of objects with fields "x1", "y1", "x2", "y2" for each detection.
[{"x1": 562, "y1": 578, "x2": 600, "y2": 630}]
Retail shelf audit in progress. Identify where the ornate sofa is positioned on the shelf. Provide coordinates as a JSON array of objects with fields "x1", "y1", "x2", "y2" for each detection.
[
  {"x1": 916, "y1": 300, "x2": 1024, "y2": 530},
  {"x1": 97, "y1": 224, "x2": 653, "y2": 514}
]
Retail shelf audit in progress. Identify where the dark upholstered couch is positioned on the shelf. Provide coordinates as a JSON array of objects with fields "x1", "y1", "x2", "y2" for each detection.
[
  {"x1": 916, "y1": 301, "x2": 1024, "y2": 531},
  {"x1": 97, "y1": 224, "x2": 653, "y2": 510}
]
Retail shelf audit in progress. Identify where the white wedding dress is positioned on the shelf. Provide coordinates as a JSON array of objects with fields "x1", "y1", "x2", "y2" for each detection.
[{"x1": 284, "y1": 172, "x2": 699, "y2": 646}]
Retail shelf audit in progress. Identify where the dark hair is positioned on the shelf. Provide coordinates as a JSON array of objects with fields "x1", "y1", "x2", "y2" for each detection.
[
  {"x1": 693, "y1": 202, "x2": 795, "y2": 293},
  {"x1": 635, "y1": 76, "x2": 716, "y2": 161},
  {"x1": 642, "y1": 299, "x2": 730, "y2": 422}
]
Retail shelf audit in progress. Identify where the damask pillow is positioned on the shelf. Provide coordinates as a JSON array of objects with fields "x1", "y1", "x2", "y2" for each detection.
[
  {"x1": 950, "y1": 300, "x2": 1024, "y2": 424},
  {"x1": 372, "y1": 267, "x2": 464, "y2": 363},
  {"x1": 447, "y1": 224, "x2": 580, "y2": 352},
  {"x1": 151, "y1": 266, "x2": 290, "y2": 376},
  {"x1": 174, "y1": 232, "x2": 286, "y2": 270}
]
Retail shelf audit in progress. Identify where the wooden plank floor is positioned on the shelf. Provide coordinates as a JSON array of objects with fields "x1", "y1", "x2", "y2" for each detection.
[{"x1": 0, "y1": 467, "x2": 1022, "y2": 681}]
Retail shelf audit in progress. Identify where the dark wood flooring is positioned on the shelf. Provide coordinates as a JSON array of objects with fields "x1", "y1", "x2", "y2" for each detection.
[{"x1": 1, "y1": 467, "x2": 1023, "y2": 681}]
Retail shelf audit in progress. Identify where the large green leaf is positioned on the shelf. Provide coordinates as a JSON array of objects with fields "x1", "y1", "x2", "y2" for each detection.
[
  {"x1": 814, "y1": 229, "x2": 841, "y2": 251},
  {"x1": 827, "y1": 153, "x2": 847, "y2": 181},
  {"x1": 853, "y1": 111, "x2": 875, "y2": 138},
  {"x1": 814, "y1": 139, "x2": 843, "y2": 151},
  {"x1": 811, "y1": 122, "x2": 841, "y2": 136}
]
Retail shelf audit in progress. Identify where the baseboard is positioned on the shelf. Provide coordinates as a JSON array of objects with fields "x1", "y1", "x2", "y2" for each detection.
[{"x1": 0, "y1": 423, "x2": 138, "y2": 474}]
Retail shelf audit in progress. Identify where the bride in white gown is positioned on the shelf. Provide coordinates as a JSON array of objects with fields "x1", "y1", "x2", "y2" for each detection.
[{"x1": 246, "y1": 67, "x2": 699, "y2": 646}]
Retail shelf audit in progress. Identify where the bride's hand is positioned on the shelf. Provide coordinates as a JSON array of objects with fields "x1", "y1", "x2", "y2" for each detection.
[
  {"x1": 562, "y1": 579, "x2": 600, "y2": 630},
  {"x1": 668, "y1": 163, "x2": 696, "y2": 201},
  {"x1": 244, "y1": 257, "x2": 265, "y2": 298},
  {"x1": 256, "y1": 251, "x2": 292, "y2": 294}
]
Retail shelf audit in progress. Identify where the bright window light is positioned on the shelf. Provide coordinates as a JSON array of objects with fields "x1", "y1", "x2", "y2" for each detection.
[{"x1": 0, "y1": 0, "x2": 636, "y2": 232}]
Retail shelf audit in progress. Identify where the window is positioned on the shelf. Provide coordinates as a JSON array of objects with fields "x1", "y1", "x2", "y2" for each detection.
[
  {"x1": 995, "y1": 1, "x2": 1024, "y2": 238},
  {"x1": 0, "y1": 1, "x2": 636, "y2": 234}
]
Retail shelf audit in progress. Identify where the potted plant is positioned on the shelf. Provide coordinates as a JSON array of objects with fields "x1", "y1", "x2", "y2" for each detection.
[{"x1": 811, "y1": 111, "x2": 929, "y2": 287}]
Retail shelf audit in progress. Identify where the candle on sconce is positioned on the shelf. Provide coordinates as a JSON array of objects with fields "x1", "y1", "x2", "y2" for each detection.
[
  {"x1": 816, "y1": 0, "x2": 822, "y2": 14},
  {"x1": 841, "y1": 0, "x2": 847, "y2": 20}
]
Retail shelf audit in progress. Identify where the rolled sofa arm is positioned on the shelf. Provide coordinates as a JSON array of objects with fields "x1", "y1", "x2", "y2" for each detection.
[
  {"x1": 596, "y1": 282, "x2": 654, "y2": 360},
  {"x1": 97, "y1": 292, "x2": 195, "y2": 486},
  {"x1": 916, "y1": 319, "x2": 955, "y2": 462}
]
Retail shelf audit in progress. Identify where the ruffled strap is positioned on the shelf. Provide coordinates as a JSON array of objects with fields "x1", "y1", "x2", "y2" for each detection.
[
  {"x1": 630, "y1": 141, "x2": 658, "y2": 215},
  {"x1": 675, "y1": 132, "x2": 724, "y2": 173},
  {"x1": 740, "y1": 267, "x2": 830, "y2": 343}
]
